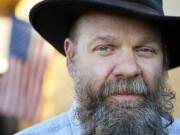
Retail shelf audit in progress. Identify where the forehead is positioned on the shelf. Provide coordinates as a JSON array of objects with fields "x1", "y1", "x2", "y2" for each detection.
[{"x1": 73, "y1": 12, "x2": 161, "y2": 43}]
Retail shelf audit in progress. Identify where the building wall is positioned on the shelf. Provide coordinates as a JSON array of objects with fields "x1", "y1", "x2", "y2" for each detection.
[{"x1": 164, "y1": 0, "x2": 180, "y2": 16}]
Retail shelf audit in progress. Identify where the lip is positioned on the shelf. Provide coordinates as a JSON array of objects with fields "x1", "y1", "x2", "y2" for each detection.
[{"x1": 108, "y1": 93, "x2": 143, "y2": 102}]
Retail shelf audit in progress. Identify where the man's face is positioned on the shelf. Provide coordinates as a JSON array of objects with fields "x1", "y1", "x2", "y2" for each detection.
[
  {"x1": 64, "y1": 12, "x2": 173, "y2": 135},
  {"x1": 68, "y1": 12, "x2": 163, "y2": 99}
]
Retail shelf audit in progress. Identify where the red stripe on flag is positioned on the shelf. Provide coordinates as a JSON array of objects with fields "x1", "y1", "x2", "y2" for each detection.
[
  {"x1": 25, "y1": 33, "x2": 48, "y2": 120},
  {"x1": 0, "y1": 30, "x2": 52, "y2": 121}
]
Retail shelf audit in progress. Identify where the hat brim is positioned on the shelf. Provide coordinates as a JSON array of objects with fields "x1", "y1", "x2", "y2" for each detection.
[{"x1": 29, "y1": 0, "x2": 180, "y2": 69}]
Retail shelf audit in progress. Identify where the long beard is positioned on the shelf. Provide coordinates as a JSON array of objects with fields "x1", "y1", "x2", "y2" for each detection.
[{"x1": 74, "y1": 74, "x2": 175, "y2": 135}]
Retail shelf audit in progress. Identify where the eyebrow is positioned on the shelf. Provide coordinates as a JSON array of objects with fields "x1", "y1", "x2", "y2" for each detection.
[
  {"x1": 140, "y1": 35, "x2": 161, "y2": 43},
  {"x1": 138, "y1": 35, "x2": 162, "y2": 48},
  {"x1": 87, "y1": 36, "x2": 115, "y2": 48},
  {"x1": 87, "y1": 35, "x2": 162, "y2": 49}
]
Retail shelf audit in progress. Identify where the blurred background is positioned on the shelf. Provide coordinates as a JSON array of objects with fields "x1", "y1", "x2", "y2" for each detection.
[{"x1": 0, "y1": 0, "x2": 179, "y2": 134}]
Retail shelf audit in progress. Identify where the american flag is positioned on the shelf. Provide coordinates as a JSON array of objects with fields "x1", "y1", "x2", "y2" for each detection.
[{"x1": 0, "y1": 16, "x2": 53, "y2": 121}]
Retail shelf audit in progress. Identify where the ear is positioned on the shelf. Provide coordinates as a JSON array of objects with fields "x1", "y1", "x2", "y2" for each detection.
[{"x1": 64, "y1": 38, "x2": 76, "y2": 77}]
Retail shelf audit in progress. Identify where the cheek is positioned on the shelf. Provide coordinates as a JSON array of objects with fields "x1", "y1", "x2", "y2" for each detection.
[
  {"x1": 80, "y1": 58, "x2": 114, "y2": 89},
  {"x1": 138, "y1": 58, "x2": 163, "y2": 88}
]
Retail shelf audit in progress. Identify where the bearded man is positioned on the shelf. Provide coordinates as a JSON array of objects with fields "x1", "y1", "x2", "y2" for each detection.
[{"x1": 16, "y1": 0, "x2": 180, "y2": 135}]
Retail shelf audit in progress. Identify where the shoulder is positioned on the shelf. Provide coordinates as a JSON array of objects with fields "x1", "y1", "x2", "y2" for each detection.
[
  {"x1": 15, "y1": 111, "x2": 72, "y2": 135},
  {"x1": 168, "y1": 118, "x2": 180, "y2": 135}
]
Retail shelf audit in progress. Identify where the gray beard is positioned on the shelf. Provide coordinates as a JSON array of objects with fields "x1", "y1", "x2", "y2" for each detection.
[
  {"x1": 74, "y1": 75, "x2": 174, "y2": 135},
  {"x1": 80, "y1": 100, "x2": 167, "y2": 135}
]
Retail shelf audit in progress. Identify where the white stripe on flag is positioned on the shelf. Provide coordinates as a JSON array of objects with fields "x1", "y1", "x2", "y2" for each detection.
[{"x1": 0, "y1": 30, "x2": 52, "y2": 121}]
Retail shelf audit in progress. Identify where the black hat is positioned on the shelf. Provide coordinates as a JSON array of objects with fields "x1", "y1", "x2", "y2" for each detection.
[{"x1": 29, "y1": 0, "x2": 180, "y2": 69}]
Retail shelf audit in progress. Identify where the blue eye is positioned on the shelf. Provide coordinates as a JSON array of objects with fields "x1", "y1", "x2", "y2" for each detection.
[
  {"x1": 136, "y1": 47, "x2": 156, "y2": 57},
  {"x1": 93, "y1": 45, "x2": 113, "y2": 56},
  {"x1": 140, "y1": 48, "x2": 154, "y2": 53},
  {"x1": 97, "y1": 46, "x2": 109, "y2": 51},
  {"x1": 140, "y1": 48, "x2": 153, "y2": 52}
]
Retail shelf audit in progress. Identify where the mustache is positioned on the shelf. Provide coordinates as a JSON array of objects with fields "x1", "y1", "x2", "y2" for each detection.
[{"x1": 99, "y1": 77, "x2": 149, "y2": 99}]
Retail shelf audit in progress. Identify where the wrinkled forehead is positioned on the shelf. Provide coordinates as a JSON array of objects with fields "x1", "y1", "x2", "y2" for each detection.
[{"x1": 72, "y1": 11, "x2": 162, "y2": 42}]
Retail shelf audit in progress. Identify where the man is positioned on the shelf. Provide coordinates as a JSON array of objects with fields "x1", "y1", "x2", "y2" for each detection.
[{"x1": 16, "y1": 0, "x2": 180, "y2": 135}]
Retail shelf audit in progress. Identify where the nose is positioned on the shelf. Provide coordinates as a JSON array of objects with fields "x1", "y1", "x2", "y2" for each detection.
[{"x1": 112, "y1": 50, "x2": 142, "y2": 79}]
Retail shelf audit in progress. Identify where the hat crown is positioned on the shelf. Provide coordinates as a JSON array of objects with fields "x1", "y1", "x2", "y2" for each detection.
[
  {"x1": 95, "y1": 0, "x2": 164, "y2": 14},
  {"x1": 46, "y1": 0, "x2": 164, "y2": 15},
  {"x1": 124, "y1": 0, "x2": 163, "y2": 12}
]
